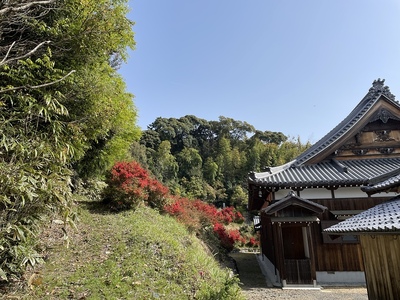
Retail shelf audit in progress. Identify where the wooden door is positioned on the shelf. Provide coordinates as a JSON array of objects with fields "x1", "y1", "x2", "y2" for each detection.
[{"x1": 282, "y1": 226, "x2": 312, "y2": 284}]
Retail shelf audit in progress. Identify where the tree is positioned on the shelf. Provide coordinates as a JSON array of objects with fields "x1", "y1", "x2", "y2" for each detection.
[
  {"x1": 151, "y1": 141, "x2": 179, "y2": 184},
  {"x1": 203, "y1": 157, "x2": 218, "y2": 184},
  {"x1": 231, "y1": 186, "x2": 248, "y2": 208},
  {"x1": 211, "y1": 116, "x2": 255, "y2": 144},
  {"x1": 130, "y1": 141, "x2": 149, "y2": 169},
  {"x1": 0, "y1": 0, "x2": 139, "y2": 280},
  {"x1": 177, "y1": 147, "x2": 203, "y2": 179},
  {"x1": 276, "y1": 137, "x2": 311, "y2": 165}
]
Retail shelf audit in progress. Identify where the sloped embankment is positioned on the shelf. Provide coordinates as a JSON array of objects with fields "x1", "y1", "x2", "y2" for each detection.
[{"x1": 2, "y1": 201, "x2": 243, "y2": 299}]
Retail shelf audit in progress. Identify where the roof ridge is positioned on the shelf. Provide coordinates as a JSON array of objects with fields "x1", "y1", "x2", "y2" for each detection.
[
  {"x1": 294, "y1": 79, "x2": 399, "y2": 166},
  {"x1": 250, "y1": 159, "x2": 296, "y2": 179}
]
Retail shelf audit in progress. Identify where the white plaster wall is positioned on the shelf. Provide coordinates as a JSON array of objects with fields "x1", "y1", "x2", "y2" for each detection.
[
  {"x1": 298, "y1": 188, "x2": 332, "y2": 199},
  {"x1": 274, "y1": 189, "x2": 294, "y2": 199},
  {"x1": 368, "y1": 191, "x2": 398, "y2": 198},
  {"x1": 334, "y1": 187, "x2": 371, "y2": 198},
  {"x1": 316, "y1": 271, "x2": 366, "y2": 286},
  {"x1": 274, "y1": 186, "x2": 398, "y2": 200},
  {"x1": 334, "y1": 187, "x2": 397, "y2": 198}
]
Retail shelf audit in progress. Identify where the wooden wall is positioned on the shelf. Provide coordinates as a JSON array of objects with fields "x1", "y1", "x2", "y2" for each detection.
[
  {"x1": 313, "y1": 197, "x2": 391, "y2": 219},
  {"x1": 312, "y1": 196, "x2": 389, "y2": 271},
  {"x1": 259, "y1": 196, "x2": 395, "y2": 280},
  {"x1": 313, "y1": 223, "x2": 364, "y2": 271},
  {"x1": 360, "y1": 235, "x2": 400, "y2": 300}
]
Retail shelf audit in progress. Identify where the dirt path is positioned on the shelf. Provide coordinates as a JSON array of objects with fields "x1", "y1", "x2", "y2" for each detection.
[{"x1": 230, "y1": 251, "x2": 368, "y2": 300}]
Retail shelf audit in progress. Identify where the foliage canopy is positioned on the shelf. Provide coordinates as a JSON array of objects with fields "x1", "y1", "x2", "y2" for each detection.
[
  {"x1": 136, "y1": 115, "x2": 310, "y2": 205},
  {"x1": 0, "y1": 0, "x2": 139, "y2": 280}
]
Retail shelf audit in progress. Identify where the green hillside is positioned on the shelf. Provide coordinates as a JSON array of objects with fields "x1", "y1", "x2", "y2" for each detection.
[{"x1": 2, "y1": 200, "x2": 243, "y2": 300}]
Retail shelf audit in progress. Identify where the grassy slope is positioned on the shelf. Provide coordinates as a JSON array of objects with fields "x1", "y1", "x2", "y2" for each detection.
[{"x1": 4, "y1": 201, "x2": 243, "y2": 300}]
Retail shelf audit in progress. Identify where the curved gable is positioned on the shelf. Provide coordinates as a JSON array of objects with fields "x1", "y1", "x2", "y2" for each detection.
[
  {"x1": 295, "y1": 79, "x2": 400, "y2": 166},
  {"x1": 262, "y1": 191, "x2": 327, "y2": 216}
]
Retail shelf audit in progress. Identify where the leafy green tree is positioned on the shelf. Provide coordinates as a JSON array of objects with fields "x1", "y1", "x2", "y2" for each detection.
[
  {"x1": 0, "y1": 0, "x2": 138, "y2": 279},
  {"x1": 260, "y1": 142, "x2": 280, "y2": 169},
  {"x1": 177, "y1": 147, "x2": 203, "y2": 178},
  {"x1": 152, "y1": 141, "x2": 179, "y2": 183},
  {"x1": 180, "y1": 177, "x2": 216, "y2": 202},
  {"x1": 231, "y1": 186, "x2": 248, "y2": 208},
  {"x1": 276, "y1": 137, "x2": 311, "y2": 165},
  {"x1": 211, "y1": 116, "x2": 255, "y2": 145},
  {"x1": 140, "y1": 129, "x2": 161, "y2": 150},
  {"x1": 203, "y1": 157, "x2": 219, "y2": 184},
  {"x1": 50, "y1": 0, "x2": 140, "y2": 177},
  {"x1": 250, "y1": 130, "x2": 287, "y2": 145},
  {"x1": 130, "y1": 141, "x2": 149, "y2": 169},
  {"x1": 215, "y1": 137, "x2": 233, "y2": 181},
  {"x1": 137, "y1": 114, "x2": 311, "y2": 207}
]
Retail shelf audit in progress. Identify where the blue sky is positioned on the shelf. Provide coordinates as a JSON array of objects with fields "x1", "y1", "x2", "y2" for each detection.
[{"x1": 119, "y1": 0, "x2": 400, "y2": 143}]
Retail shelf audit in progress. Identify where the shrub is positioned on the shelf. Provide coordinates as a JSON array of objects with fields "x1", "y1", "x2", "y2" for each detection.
[
  {"x1": 164, "y1": 197, "x2": 248, "y2": 250},
  {"x1": 103, "y1": 161, "x2": 169, "y2": 210},
  {"x1": 247, "y1": 237, "x2": 260, "y2": 247},
  {"x1": 217, "y1": 207, "x2": 244, "y2": 224},
  {"x1": 163, "y1": 196, "x2": 203, "y2": 232},
  {"x1": 213, "y1": 223, "x2": 235, "y2": 251}
]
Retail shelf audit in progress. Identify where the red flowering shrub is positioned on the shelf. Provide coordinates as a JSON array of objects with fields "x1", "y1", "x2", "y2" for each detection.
[
  {"x1": 212, "y1": 224, "x2": 247, "y2": 250},
  {"x1": 147, "y1": 178, "x2": 170, "y2": 210},
  {"x1": 163, "y1": 196, "x2": 203, "y2": 232},
  {"x1": 193, "y1": 200, "x2": 220, "y2": 225},
  {"x1": 247, "y1": 237, "x2": 259, "y2": 247},
  {"x1": 234, "y1": 211, "x2": 245, "y2": 223},
  {"x1": 103, "y1": 161, "x2": 169, "y2": 210},
  {"x1": 164, "y1": 196, "x2": 248, "y2": 250},
  {"x1": 213, "y1": 223, "x2": 235, "y2": 251},
  {"x1": 217, "y1": 207, "x2": 245, "y2": 224}
]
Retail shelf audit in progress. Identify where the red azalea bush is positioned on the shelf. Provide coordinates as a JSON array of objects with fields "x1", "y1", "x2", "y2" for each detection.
[
  {"x1": 247, "y1": 237, "x2": 259, "y2": 247},
  {"x1": 103, "y1": 161, "x2": 169, "y2": 210},
  {"x1": 213, "y1": 223, "x2": 235, "y2": 251},
  {"x1": 164, "y1": 196, "x2": 250, "y2": 250},
  {"x1": 103, "y1": 160, "x2": 256, "y2": 250},
  {"x1": 213, "y1": 223, "x2": 247, "y2": 250},
  {"x1": 163, "y1": 196, "x2": 205, "y2": 232},
  {"x1": 217, "y1": 207, "x2": 245, "y2": 224}
]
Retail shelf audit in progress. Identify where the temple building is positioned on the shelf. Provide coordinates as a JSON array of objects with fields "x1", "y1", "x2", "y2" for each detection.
[{"x1": 248, "y1": 79, "x2": 400, "y2": 286}]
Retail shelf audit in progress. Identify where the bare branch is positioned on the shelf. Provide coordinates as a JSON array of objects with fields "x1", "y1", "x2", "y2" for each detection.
[
  {"x1": 0, "y1": 70, "x2": 76, "y2": 94},
  {"x1": 0, "y1": 41, "x2": 51, "y2": 66},
  {"x1": 0, "y1": 1, "x2": 56, "y2": 15},
  {"x1": 0, "y1": 41, "x2": 16, "y2": 65}
]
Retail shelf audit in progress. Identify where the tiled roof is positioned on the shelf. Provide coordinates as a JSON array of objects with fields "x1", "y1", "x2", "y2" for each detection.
[
  {"x1": 324, "y1": 196, "x2": 400, "y2": 233},
  {"x1": 361, "y1": 168, "x2": 400, "y2": 194},
  {"x1": 249, "y1": 157, "x2": 400, "y2": 188},
  {"x1": 249, "y1": 79, "x2": 400, "y2": 188},
  {"x1": 294, "y1": 79, "x2": 398, "y2": 166}
]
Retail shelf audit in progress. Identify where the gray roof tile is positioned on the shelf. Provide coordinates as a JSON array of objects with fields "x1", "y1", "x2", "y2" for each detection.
[
  {"x1": 324, "y1": 197, "x2": 400, "y2": 233},
  {"x1": 249, "y1": 158, "x2": 400, "y2": 188},
  {"x1": 361, "y1": 169, "x2": 400, "y2": 194},
  {"x1": 249, "y1": 79, "x2": 400, "y2": 188}
]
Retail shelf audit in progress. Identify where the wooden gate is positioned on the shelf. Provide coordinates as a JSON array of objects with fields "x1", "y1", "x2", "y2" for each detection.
[
  {"x1": 284, "y1": 259, "x2": 312, "y2": 284},
  {"x1": 281, "y1": 226, "x2": 314, "y2": 284}
]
